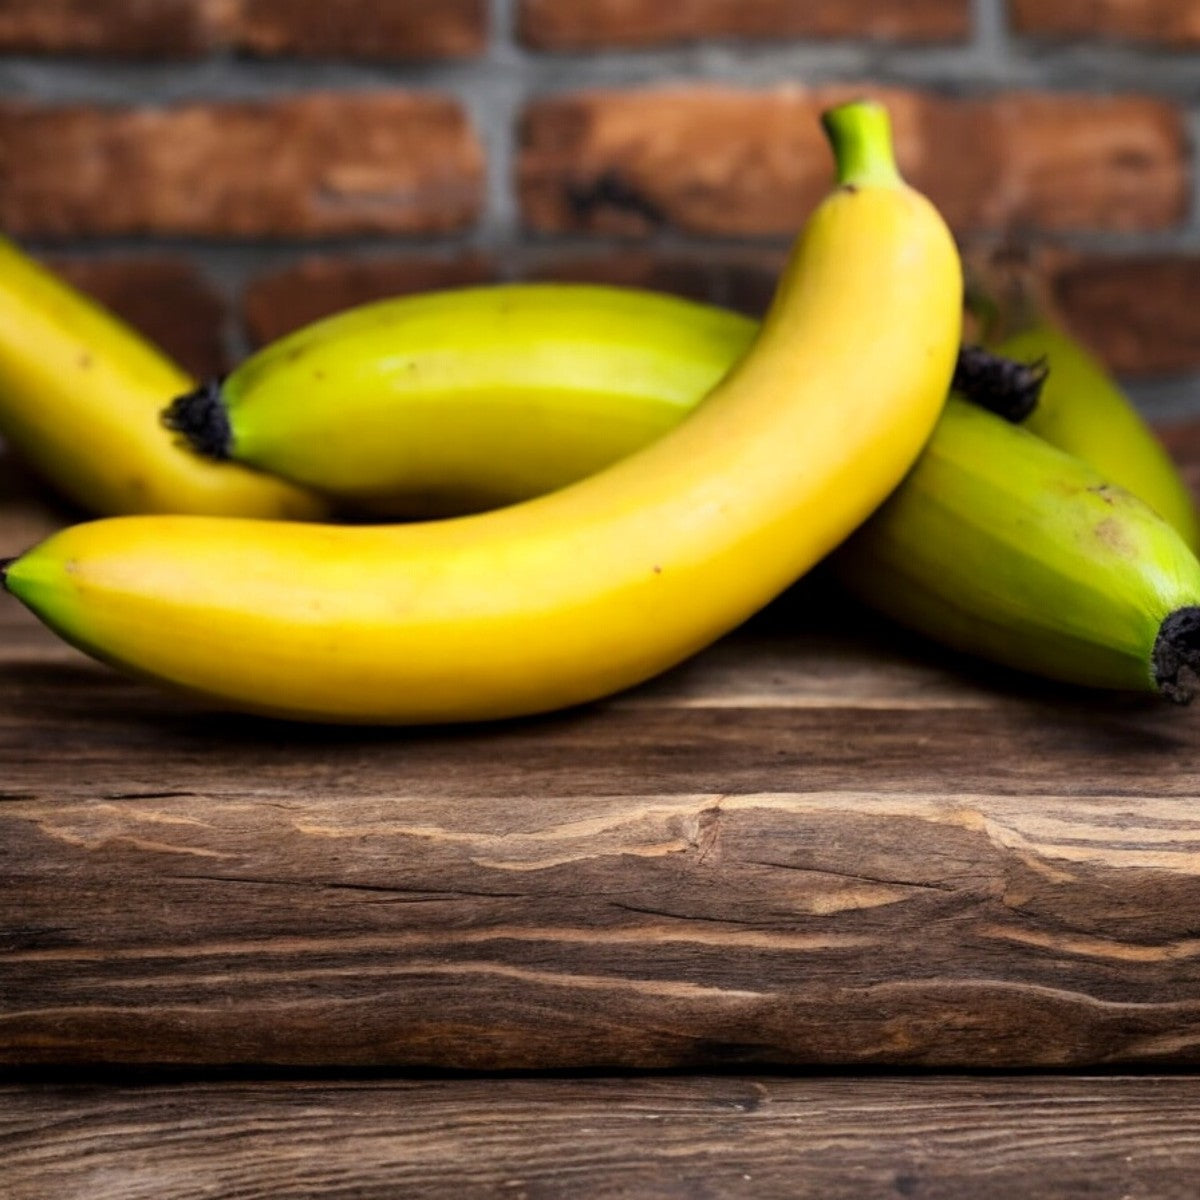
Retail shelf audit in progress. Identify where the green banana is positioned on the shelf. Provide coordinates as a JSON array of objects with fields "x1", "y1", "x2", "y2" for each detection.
[
  {"x1": 995, "y1": 323, "x2": 1200, "y2": 552},
  {"x1": 966, "y1": 257, "x2": 1200, "y2": 551},
  {"x1": 832, "y1": 396, "x2": 1200, "y2": 699}
]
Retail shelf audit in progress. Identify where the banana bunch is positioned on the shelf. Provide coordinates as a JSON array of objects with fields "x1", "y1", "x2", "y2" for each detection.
[{"x1": 1, "y1": 98, "x2": 1198, "y2": 722}]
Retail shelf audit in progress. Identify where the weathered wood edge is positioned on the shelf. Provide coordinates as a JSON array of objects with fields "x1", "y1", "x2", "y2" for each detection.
[{"x1": 6, "y1": 1075, "x2": 1200, "y2": 1200}]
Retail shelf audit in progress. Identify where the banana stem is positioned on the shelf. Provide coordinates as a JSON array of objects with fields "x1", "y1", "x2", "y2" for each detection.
[
  {"x1": 953, "y1": 345, "x2": 1047, "y2": 423},
  {"x1": 162, "y1": 379, "x2": 233, "y2": 461},
  {"x1": 821, "y1": 100, "x2": 903, "y2": 189},
  {"x1": 1153, "y1": 608, "x2": 1200, "y2": 704}
]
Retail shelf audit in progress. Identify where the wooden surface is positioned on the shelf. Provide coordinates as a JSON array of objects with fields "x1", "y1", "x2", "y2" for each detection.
[
  {"x1": 4, "y1": 452, "x2": 1200, "y2": 1072},
  {"x1": 6, "y1": 442, "x2": 1200, "y2": 1199},
  {"x1": 8, "y1": 1075, "x2": 1200, "y2": 1200}
]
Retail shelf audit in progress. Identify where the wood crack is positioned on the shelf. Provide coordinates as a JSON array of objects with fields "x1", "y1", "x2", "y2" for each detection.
[
  {"x1": 170, "y1": 874, "x2": 528, "y2": 901},
  {"x1": 745, "y1": 860, "x2": 960, "y2": 893},
  {"x1": 101, "y1": 791, "x2": 202, "y2": 801},
  {"x1": 607, "y1": 902, "x2": 748, "y2": 925}
]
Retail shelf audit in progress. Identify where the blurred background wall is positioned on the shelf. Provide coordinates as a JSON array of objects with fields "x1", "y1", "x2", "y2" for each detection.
[{"x1": 0, "y1": 0, "x2": 1197, "y2": 421}]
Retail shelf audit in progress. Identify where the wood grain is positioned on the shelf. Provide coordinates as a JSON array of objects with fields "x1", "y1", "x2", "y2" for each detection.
[
  {"x1": 6, "y1": 1075, "x2": 1200, "y2": 1199},
  {"x1": 4, "y1": 431, "x2": 1200, "y2": 1070}
]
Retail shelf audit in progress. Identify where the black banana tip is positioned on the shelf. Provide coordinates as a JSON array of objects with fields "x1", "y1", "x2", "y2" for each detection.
[
  {"x1": 953, "y1": 345, "x2": 1048, "y2": 424},
  {"x1": 161, "y1": 378, "x2": 232, "y2": 461},
  {"x1": 1153, "y1": 607, "x2": 1200, "y2": 704},
  {"x1": 0, "y1": 557, "x2": 14, "y2": 591}
]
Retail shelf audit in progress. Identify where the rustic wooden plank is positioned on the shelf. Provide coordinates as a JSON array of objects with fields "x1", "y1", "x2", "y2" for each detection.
[
  {"x1": 9, "y1": 775, "x2": 1200, "y2": 1068},
  {"x1": 6, "y1": 1075, "x2": 1200, "y2": 1200},
  {"x1": 3, "y1": 614, "x2": 1200, "y2": 1069}
]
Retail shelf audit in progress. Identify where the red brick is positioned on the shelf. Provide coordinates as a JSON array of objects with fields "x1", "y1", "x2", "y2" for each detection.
[
  {"x1": 0, "y1": 0, "x2": 486, "y2": 58},
  {"x1": 0, "y1": 0, "x2": 225, "y2": 56},
  {"x1": 963, "y1": 244, "x2": 1200, "y2": 379},
  {"x1": 526, "y1": 249, "x2": 786, "y2": 317},
  {"x1": 1155, "y1": 414, "x2": 1200, "y2": 513},
  {"x1": 1009, "y1": 0, "x2": 1200, "y2": 48},
  {"x1": 520, "y1": 0, "x2": 969, "y2": 49},
  {"x1": 1157, "y1": 419, "x2": 1200, "y2": 504},
  {"x1": 0, "y1": 93, "x2": 484, "y2": 239},
  {"x1": 234, "y1": 0, "x2": 486, "y2": 60},
  {"x1": 550, "y1": 247, "x2": 1200, "y2": 359},
  {"x1": 1051, "y1": 255, "x2": 1200, "y2": 377},
  {"x1": 724, "y1": 258, "x2": 792, "y2": 318},
  {"x1": 47, "y1": 256, "x2": 229, "y2": 379},
  {"x1": 527, "y1": 252, "x2": 723, "y2": 307},
  {"x1": 518, "y1": 86, "x2": 1187, "y2": 237},
  {"x1": 244, "y1": 253, "x2": 496, "y2": 346}
]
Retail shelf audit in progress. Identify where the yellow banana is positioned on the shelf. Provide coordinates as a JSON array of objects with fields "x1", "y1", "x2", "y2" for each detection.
[
  {"x1": 2, "y1": 100, "x2": 962, "y2": 724},
  {"x1": 166, "y1": 284, "x2": 758, "y2": 517},
  {"x1": 831, "y1": 396, "x2": 1200, "y2": 699},
  {"x1": 0, "y1": 237, "x2": 327, "y2": 519},
  {"x1": 967, "y1": 258, "x2": 1200, "y2": 551}
]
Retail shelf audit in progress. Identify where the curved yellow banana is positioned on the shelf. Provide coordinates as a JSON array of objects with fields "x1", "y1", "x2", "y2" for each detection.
[
  {"x1": 966, "y1": 258, "x2": 1199, "y2": 551},
  {"x1": 0, "y1": 237, "x2": 327, "y2": 519},
  {"x1": 3, "y1": 100, "x2": 961, "y2": 724},
  {"x1": 167, "y1": 284, "x2": 758, "y2": 517},
  {"x1": 832, "y1": 397, "x2": 1200, "y2": 699}
]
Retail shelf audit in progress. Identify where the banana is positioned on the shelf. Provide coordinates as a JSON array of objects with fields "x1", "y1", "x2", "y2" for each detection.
[
  {"x1": 165, "y1": 284, "x2": 759, "y2": 517},
  {"x1": 831, "y1": 396, "x2": 1200, "y2": 699},
  {"x1": 967, "y1": 257, "x2": 1200, "y2": 551},
  {"x1": 996, "y1": 324, "x2": 1200, "y2": 552},
  {"x1": 2, "y1": 100, "x2": 962, "y2": 724},
  {"x1": 0, "y1": 236, "x2": 327, "y2": 520}
]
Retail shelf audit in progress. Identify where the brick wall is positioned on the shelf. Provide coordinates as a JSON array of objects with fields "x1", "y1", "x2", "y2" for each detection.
[{"x1": 1, "y1": 0, "x2": 1198, "y2": 420}]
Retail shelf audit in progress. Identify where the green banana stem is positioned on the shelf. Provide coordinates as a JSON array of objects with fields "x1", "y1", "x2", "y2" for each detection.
[{"x1": 821, "y1": 100, "x2": 902, "y2": 189}]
